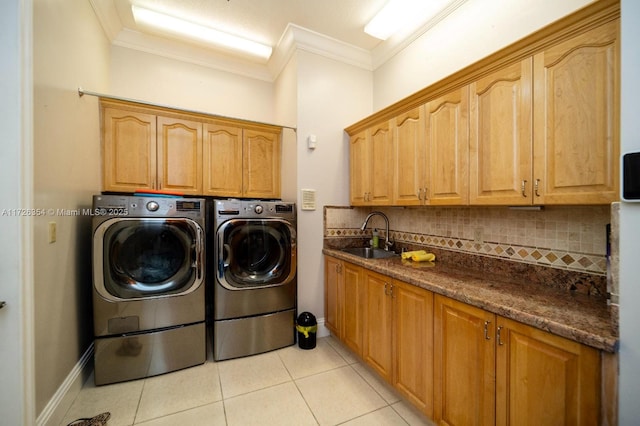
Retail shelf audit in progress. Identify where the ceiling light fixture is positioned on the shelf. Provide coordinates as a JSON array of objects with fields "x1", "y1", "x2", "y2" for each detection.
[
  {"x1": 364, "y1": 0, "x2": 452, "y2": 40},
  {"x1": 131, "y1": 5, "x2": 273, "y2": 59}
]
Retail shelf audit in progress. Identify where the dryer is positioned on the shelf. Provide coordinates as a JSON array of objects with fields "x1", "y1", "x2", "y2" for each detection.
[
  {"x1": 92, "y1": 194, "x2": 206, "y2": 385},
  {"x1": 211, "y1": 199, "x2": 297, "y2": 360}
]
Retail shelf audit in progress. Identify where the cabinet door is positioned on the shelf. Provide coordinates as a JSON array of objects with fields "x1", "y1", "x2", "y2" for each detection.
[
  {"x1": 369, "y1": 122, "x2": 394, "y2": 205},
  {"x1": 342, "y1": 263, "x2": 363, "y2": 356},
  {"x1": 157, "y1": 116, "x2": 202, "y2": 194},
  {"x1": 533, "y1": 20, "x2": 619, "y2": 204},
  {"x1": 363, "y1": 270, "x2": 393, "y2": 382},
  {"x1": 469, "y1": 59, "x2": 533, "y2": 205},
  {"x1": 103, "y1": 108, "x2": 156, "y2": 192},
  {"x1": 393, "y1": 280, "x2": 434, "y2": 417},
  {"x1": 350, "y1": 130, "x2": 369, "y2": 205},
  {"x1": 434, "y1": 295, "x2": 495, "y2": 426},
  {"x1": 243, "y1": 128, "x2": 281, "y2": 199},
  {"x1": 324, "y1": 256, "x2": 342, "y2": 337},
  {"x1": 496, "y1": 317, "x2": 601, "y2": 426},
  {"x1": 394, "y1": 107, "x2": 427, "y2": 205},
  {"x1": 425, "y1": 86, "x2": 470, "y2": 205},
  {"x1": 202, "y1": 123, "x2": 243, "y2": 197}
]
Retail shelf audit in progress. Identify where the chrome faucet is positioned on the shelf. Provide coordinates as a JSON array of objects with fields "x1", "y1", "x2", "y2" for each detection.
[{"x1": 360, "y1": 211, "x2": 393, "y2": 251}]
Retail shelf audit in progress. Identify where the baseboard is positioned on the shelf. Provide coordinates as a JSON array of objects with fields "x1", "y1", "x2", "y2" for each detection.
[
  {"x1": 37, "y1": 343, "x2": 94, "y2": 426},
  {"x1": 316, "y1": 317, "x2": 330, "y2": 338}
]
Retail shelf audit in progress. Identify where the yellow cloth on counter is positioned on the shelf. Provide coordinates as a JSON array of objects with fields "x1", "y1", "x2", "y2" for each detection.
[
  {"x1": 401, "y1": 250, "x2": 427, "y2": 260},
  {"x1": 411, "y1": 252, "x2": 436, "y2": 262}
]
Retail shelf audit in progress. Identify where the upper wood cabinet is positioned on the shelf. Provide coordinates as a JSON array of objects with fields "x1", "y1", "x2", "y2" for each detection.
[
  {"x1": 243, "y1": 128, "x2": 281, "y2": 199},
  {"x1": 470, "y1": 19, "x2": 619, "y2": 205},
  {"x1": 156, "y1": 116, "x2": 203, "y2": 194},
  {"x1": 389, "y1": 86, "x2": 469, "y2": 207},
  {"x1": 348, "y1": 3, "x2": 620, "y2": 206},
  {"x1": 532, "y1": 19, "x2": 619, "y2": 205},
  {"x1": 470, "y1": 58, "x2": 533, "y2": 205},
  {"x1": 103, "y1": 107, "x2": 157, "y2": 192},
  {"x1": 203, "y1": 123, "x2": 281, "y2": 199},
  {"x1": 424, "y1": 86, "x2": 469, "y2": 205},
  {"x1": 101, "y1": 100, "x2": 281, "y2": 198},
  {"x1": 203, "y1": 123, "x2": 243, "y2": 197},
  {"x1": 393, "y1": 106, "x2": 426, "y2": 205},
  {"x1": 349, "y1": 122, "x2": 394, "y2": 206},
  {"x1": 103, "y1": 106, "x2": 202, "y2": 194}
]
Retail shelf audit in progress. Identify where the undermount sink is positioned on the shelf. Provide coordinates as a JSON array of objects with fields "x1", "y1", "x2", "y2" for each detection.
[{"x1": 341, "y1": 247, "x2": 397, "y2": 259}]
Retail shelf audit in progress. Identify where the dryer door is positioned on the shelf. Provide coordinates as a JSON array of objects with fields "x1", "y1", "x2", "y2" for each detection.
[
  {"x1": 94, "y1": 218, "x2": 204, "y2": 300},
  {"x1": 216, "y1": 218, "x2": 296, "y2": 290}
]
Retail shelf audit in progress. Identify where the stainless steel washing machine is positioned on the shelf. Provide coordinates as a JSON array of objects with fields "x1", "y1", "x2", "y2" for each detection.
[
  {"x1": 211, "y1": 199, "x2": 296, "y2": 361},
  {"x1": 92, "y1": 194, "x2": 206, "y2": 385}
]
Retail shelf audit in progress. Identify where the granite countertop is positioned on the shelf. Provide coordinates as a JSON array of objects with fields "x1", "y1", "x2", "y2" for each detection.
[{"x1": 323, "y1": 247, "x2": 618, "y2": 353}]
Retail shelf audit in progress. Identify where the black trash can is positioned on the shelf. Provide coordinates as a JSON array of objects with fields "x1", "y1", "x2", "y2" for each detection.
[{"x1": 296, "y1": 312, "x2": 317, "y2": 350}]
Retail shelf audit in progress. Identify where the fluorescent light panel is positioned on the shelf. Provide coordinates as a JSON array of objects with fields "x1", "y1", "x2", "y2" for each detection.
[
  {"x1": 132, "y1": 5, "x2": 272, "y2": 59},
  {"x1": 365, "y1": 0, "x2": 451, "y2": 40}
]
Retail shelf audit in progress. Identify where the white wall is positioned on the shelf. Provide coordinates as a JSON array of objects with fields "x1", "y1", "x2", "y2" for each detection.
[
  {"x1": 33, "y1": 0, "x2": 108, "y2": 415},
  {"x1": 373, "y1": 0, "x2": 592, "y2": 109},
  {"x1": 274, "y1": 54, "x2": 298, "y2": 202},
  {"x1": 618, "y1": 0, "x2": 640, "y2": 422},
  {"x1": 293, "y1": 50, "x2": 372, "y2": 318},
  {"x1": 0, "y1": 0, "x2": 34, "y2": 424},
  {"x1": 110, "y1": 46, "x2": 276, "y2": 123}
]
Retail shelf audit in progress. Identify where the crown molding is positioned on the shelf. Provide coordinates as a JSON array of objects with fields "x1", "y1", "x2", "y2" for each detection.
[
  {"x1": 89, "y1": 1, "x2": 375, "y2": 82},
  {"x1": 112, "y1": 28, "x2": 274, "y2": 81},
  {"x1": 370, "y1": 0, "x2": 469, "y2": 69},
  {"x1": 269, "y1": 23, "x2": 373, "y2": 79},
  {"x1": 89, "y1": 0, "x2": 122, "y2": 41}
]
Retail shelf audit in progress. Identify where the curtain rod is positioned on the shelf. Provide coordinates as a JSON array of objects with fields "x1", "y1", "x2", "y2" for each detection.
[{"x1": 78, "y1": 87, "x2": 297, "y2": 132}]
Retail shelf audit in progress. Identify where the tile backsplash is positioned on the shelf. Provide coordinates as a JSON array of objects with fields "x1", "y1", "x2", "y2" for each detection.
[{"x1": 324, "y1": 205, "x2": 611, "y2": 275}]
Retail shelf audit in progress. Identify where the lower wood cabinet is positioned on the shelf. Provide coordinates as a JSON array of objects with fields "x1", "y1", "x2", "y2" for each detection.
[
  {"x1": 325, "y1": 258, "x2": 434, "y2": 417},
  {"x1": 324, "y1": 256, "x2": 363, "y2": 355},
  {"x1": 325, "y1": 256, "x2": 603, "y2": 424},
  {"x1": 434, "y1": 294, "x2": 601, "y2": 426}
]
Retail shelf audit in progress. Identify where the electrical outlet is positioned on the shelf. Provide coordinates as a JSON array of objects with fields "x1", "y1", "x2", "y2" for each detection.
[
  {"x1": 48, "y1": 222, "x2": 57, "y2": 243},
  {"x1": 474, "y1": 227, "x2": 484, "y2": 243}
]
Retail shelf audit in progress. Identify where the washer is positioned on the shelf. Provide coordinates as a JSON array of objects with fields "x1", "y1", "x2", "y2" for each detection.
[
  {"x1": 92, "y1": 194, "x2": 206, "y2": 385},
  {"x1": 211, "y1": 199, "x2": 296, "y2": 361}
]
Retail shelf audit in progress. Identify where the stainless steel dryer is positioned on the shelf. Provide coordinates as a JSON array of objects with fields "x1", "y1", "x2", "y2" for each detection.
[
  {"x1": 92, "y1": 194, "x2": 206, "y2": 385},
  {"x1": 212, "y1": 199, "x2": 296, "y2": 361}
]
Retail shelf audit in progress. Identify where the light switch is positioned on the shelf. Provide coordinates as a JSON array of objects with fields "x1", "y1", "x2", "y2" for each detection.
[
  {"x1": 307, "y1": 134, "x2": 317, "y2": 149},
  {"x1": 48, "y1": 221, "x2": 57, "y2": 243}
]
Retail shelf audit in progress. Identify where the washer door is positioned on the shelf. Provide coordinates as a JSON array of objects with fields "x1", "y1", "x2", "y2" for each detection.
[
  {"x1": 94, "y1": 218, "x2": 204, "y2": 300},
  {"x1": 217, "y1": 219, "x2": 296, "y2": 290}
]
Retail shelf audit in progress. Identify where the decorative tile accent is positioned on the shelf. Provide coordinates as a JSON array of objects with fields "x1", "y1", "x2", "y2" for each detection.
[{"x1": 324, "y1": 205, "x2": 611, "y2": 276}]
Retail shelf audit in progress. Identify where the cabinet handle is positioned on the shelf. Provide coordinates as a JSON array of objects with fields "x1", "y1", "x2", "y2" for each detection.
[
  {"x1": 389, "y1": 284, "x2": 395, "y2": 298},
  {"x1": 497, "y1": 326, "x2": 504, "y2": 346},
  {"x1": 521, "y1": 180, "x2": 528, "y2": 197},
  {"x1": 484, "y1": 320, "x2": 491, "y2": 340},
  {"x1": 384, "y1": 282, "x2": 388, "y2": 295},
  {"x1": 534, "y1": 179, "x2": 540, "y2": 197},
  {"x1": 417, "y1": 189, "x2": 422, "y2": 201}
]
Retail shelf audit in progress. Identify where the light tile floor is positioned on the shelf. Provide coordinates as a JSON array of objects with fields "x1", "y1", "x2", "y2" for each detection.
[{"x1": 60, "y1": 336, "x2": 435, "y2": 426}]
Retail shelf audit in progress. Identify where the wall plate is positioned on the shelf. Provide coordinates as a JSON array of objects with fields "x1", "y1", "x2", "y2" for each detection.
[{"x1": 301, "y1": 189, "x2": 316, "y2": 210}]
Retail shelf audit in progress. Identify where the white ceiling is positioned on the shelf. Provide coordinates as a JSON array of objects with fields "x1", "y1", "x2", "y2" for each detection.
[{"x1": 90, "y1": 0, "x2": 467, "y2": 80}]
